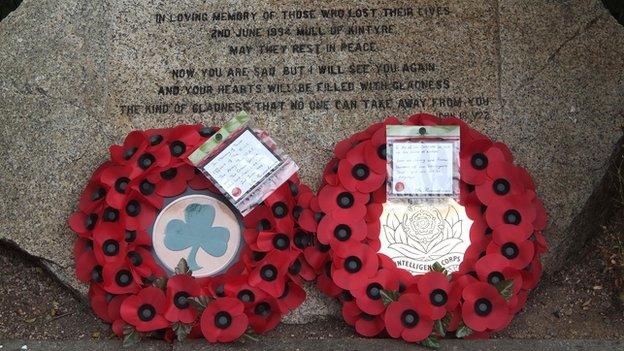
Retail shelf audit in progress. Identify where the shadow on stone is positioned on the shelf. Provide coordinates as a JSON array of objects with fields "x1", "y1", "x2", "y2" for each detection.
[
  {"x1": 0, "y1": 0, "x2": 21, "y2": 21},
  {"x1": 603, "y1": 0, "x2": 624, "y2": 26}
]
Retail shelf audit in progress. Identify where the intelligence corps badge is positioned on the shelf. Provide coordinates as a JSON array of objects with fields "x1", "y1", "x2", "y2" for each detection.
[{"x1": 379, "y1": 200, "x2": 473, "y2": 274}]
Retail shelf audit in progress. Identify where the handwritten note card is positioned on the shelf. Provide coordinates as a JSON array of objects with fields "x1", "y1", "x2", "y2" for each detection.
[
  {"x1": 391, "y1": 142, "x2": 454, "y2": 196},
  {"x1": 204, "y1": 129, "x2": 280, "y2": 200}
]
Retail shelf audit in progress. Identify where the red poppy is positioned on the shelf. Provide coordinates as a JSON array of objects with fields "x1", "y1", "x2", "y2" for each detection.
[
  {"x1": 122, "y1": 228, "x2": 152, "y2": 247},
  {"x1": 121, "y1": 191, "x2": 158, "y2": 231},
  {"x1": 89, "y1": 285, "x2": 114, "y2": 323},
  {"x1": 474, "y1": 254, "x2": 523, "y2": 294},
  {"x1": 277, "y1": 281, "x2": 306, "y2": 313},
  {"x1": 147, "y1": 164, "x2": 195, "y2": 198},
  {"x1": 532, "y1": 198, "x2": 548, "y2": 231},
  {"x1": 107, "y1": 294, "x2": 129, "y2": 337},
  {"x1": 316, "y1": 260, "x2": 343, "y2": 297},
  {"x1": 102, "y1": 260, "x2": 141, "y2": 295},
  {"x1": 78, "y1": 162, "x2": 112, "y2": 213},
  {"x1": 338, "y1": 143, "x2": 385, "y2": 193},
  {"x1": 331, "y1": 244, "x2": 378, "y2": 290},
  {"x1": 75, "y1": 249, "x2": 99, "y2": 283},
  {"x1": 100, "y1": 165, "x2": 137, "y2": 209},
  {"x1": 120, "y1": 286, "x2": 170, "y2": 332},
  {"x1": 460, "y1": 141, "x2": 511, "y2": 186},
  {"x1": 491, "y1": 224, "x2": 532, "y2": 243},
  {"x1": 248, "y1": 251, "x2": 294, "y2": 297},
  {"x1": 533, "y1": 231, "x2": 549, "y2": 254},
  {"x1": 92, "y1": 221, "x2": 127, "y2": 265},
  {"x1": 164, "y1": 274, "x2": 202, "y2": 323},
  {"x1": 469, "y1": 215, "x2": 493, "y2": 248},
  {"x1": 417, "y1": 271, "x2": 455, "y2": 319},
  {"x1": 255, "y1": 230, "x2": 298, "y2": 253},
  {"x1": 521, "y1": 256, "x2": 543, "y2": 290},
  {"x1": 68, "y1": 210, "x2": 99, "y2": 239},
  {"x1": 508, "y1": 289, "x2": 528, "y2": 315},
  {"x1": 475, "y1": 162, "x2": 526, "y2": 205},
  {"x1": 166, "y1": 124, "x2": 205, "y2": 164},
  {"x1": 288, "y1": 255, "x2": 317, "y2": 282},
  {"x1": 317, "y1": 215, "x2": 366, "y2": 250},
  {"x1": 317, "y1": 185, "x2": 368, "y2": 223},
  {"x1": 351, "y1": 268, "x2": 399, "y2": 315},
  {"x1": 244, "y1": 204, "x2": 276, "y2": 232},
  {"x1": 109, "y1": 131, "x2": 148, "y2": 167},
  {"x1": 127, "y1": 247, "x2": 165, "y2": 279},
  {"x1": 461, "y1": 189, "x2": 486, "y2": 221},
  {"x1": 485, "y1": 194, "x2": 537, "y2": 233},
  {"x1": 342, "y1": 300, "x2": 385, "y2": 337},
  {"x1": 200, "y1": 297, "x2": 248, "y2": 343},
  {"x1": 263, "y1": 184, "x2": 296, "y2": 232},
  {"x1": 384, "y1": 293, "x2": 434, "y2": 342},
  {"x1": 487, "y1": 235, "x2": 535, "y2": 270},
  {"x1": 322, "y1": 158, "x2": 340, "y2": 186},
  {"x1": 223, "y1": 275, "x2": 266, "y2": 309},
  {"x1": 246, "y1": 295, "x2": 281, "y2": 334},
  {"x1": 461, "y1": 282, "x2": 511, "y2": 332},
  {"x1": 363, "y1": 117, "x2": 400, "y2": 174},
  {"x1": 458, "y1": 235, "x2": 491, "y2": 273}
]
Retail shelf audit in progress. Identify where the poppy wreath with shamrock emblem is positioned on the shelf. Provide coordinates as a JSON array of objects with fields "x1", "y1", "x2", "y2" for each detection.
[
  {"x1": 69, "y1": 125, "x2": 319, "y2": 344},
  {"x1": 309, "y1": 114, "x2": 548, "y2": 346}
]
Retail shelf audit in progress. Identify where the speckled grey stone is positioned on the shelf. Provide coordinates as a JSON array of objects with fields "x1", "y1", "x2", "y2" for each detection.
[{"x1": 0, "y1": 0, "x2": 623, "y2": 325}]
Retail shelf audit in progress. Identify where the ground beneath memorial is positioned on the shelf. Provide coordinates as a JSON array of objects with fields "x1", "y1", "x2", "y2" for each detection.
[{"x1": 2, "y1": 213, "x2": 623, "y2": 342}]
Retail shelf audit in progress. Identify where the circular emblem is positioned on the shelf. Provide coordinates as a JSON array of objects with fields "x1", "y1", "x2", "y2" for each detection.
[{"x1": 152, "y1": 194, "x2": 242, "y2": 278}]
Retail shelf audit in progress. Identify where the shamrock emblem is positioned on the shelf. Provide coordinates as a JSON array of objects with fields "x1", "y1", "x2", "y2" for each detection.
[{"x1": 164, "y1": 203, "x2": 230, "y2": 271}]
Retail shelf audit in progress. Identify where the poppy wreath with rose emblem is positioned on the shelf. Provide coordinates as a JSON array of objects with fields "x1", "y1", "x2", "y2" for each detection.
[
  {"x1": 69, "y1": 124, "x2": 319, "y2": 345},
  {"x1": 307, "y1": 114, "x2": 548, "y2": 347}
]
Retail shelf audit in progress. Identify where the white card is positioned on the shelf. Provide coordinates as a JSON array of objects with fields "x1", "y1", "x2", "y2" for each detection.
[
  {"x1": 204, "y1": 129, "x2": 281, "y2": 200},
  {"x1": 391, "y1": 141, "x2": 454, "y2": 196}
]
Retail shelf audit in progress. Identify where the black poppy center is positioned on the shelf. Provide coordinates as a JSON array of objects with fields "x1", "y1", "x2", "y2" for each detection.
[
  {"x1": 139, "y1": 179, "x2": 155, "y2": 195},
  {"x1": 488, "y1": 272, "x2": 504, "y2": 285},
  {"x1": 292, "y1": 206, "x2": 303, "y2": 219},
  {"x1": 160, "y1": 168, "x2": 178, "y2": 180},
  {"x1": 214, "y1": 311, "x2": 232, "y2": 329},
  {"x1": 502, "y1": 243, "x2": 519, "y2": 259},
  {"x1": 271, "y1": 202, "x2": 288, "y2": 218},
  {"x1": 377, "y1": 144, "x2": 387, "y2": 160},
  {"x1": 257, "y1": 218, "x2": 272, "y2": 231},
  {"x1": 293, "y1": 231, "x2": 311, "y2": 249},
  {"x1": 115, "y1": 177, "x2": 130, "y2": 194},
  {"x1": 471, "y1": 153, "x2": 488, "y2": 170},
  {"x1": 199, "y1": 126, "x2": 215, "y2": 138},
  {"x1": 344, "y1": 256, "x2": 362, "y2": 273},
  {"x1": 102, "y1": 239, "x2": 119, "y2": 256},
  {"x1": 138, "y1": 153, "x2": 155, "y2": 170},
  {"x1": 252, "y1": 251, "x2": 266, "y2": 262},
  {"x1": 272, "y1": 234, "x2": 290, "y2": 250},
  {"x1": 289, "y1": 182, "x2": 299, "y2": 197},
  {"x1": 125, "y1": 230, "x2": 137, "y2": 242},
  {"x1": 401, "y1": 310, "x2": 419, "y2": 328},
  {"x1": 123, "y1": 147, "x2": 137, "y2": 160},
  {"x1": 493, "y1": 178, "x2": 510, "y2": 195},
  {"x1": 504, "y1": 210, "x2": 522, "y2": 225},
  {"x1": 366, "y1": 283, "x2": 382, "y2": 300},
  {"x1": 261, "y1": 265, "x2": 278, "y2": 281},
  {"x1": 115, "y1": 269, "x2": 132, "y2": 287},
  {"x1": 430, "y1": 289, "x2": 448, "y2": 307},
  {"x1": 254, "y1": 302, "x2": 271, "y2": 317},
  {"x1": 103, "y1": 207, "x2": 119, "y2": 222},
  {"x1": 149, "y1": 134, "x2": 163, "y2": 146},
  {"x1": 138, "y1": 304, "x2": 156, "y2": 321},
  {"x1": 174, "y1": 291, "x2": 190, "y2": 309},
  {"x1": 91, "y1": 266, "x2": 103, "y2": 283},
  {"x1": 91, "y1": 187, "x2": 106, "y2": 201},
  {"x1": 127, "y1": 251, "x2": 142, "y2": 266},
  {"x1": 351, "y1": 163, "x2": 370, "y2": 181},
  {"x1": 237, "y1": 289, "x2": 255, "y2": 303},
  {"x1": 125, "y1": 200, "x2": 141, "y2": 217},
  {"x1": 334, "y1": 224, "x2": 352, "y2": 241},
  {"x1": 170, "y1": 141, "x2": 186, "y2": 157},
  {"x1": 475, "y1": 298, "x2": 492, "y2": 316},
  {"x1": 337, "y1": 192, "x2": 354, "y2": 209},
  {"x1": 215, "y1": 284, "x2": 225, "y2": 297},
  {"x1": 288, "y1": 259, "x2": 302, "y2": 275},
  {"x1": 85, "y1": 213, "x2": 98, "y2": 230}
]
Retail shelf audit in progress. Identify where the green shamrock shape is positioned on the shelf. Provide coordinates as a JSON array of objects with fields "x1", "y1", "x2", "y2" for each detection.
[{"x1": 164, "y1": 203, "x2": 230, "y2": 271}]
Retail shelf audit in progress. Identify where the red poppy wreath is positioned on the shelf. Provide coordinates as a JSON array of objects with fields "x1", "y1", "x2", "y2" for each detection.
[
  {"x1": 69, "y1": 125, "x2": 319, "y2": 345},
  {"x1": 307, "y1": 114, "x2": 548, "y2": 347}
]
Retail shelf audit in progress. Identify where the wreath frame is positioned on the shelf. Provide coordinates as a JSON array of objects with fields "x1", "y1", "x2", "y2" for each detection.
[
  {"x1": 69, "y1": 124, "x2": 319, "y2": 344},
  {"x1": 308, "y1": 114, "x2": 548, "y2": 346}
]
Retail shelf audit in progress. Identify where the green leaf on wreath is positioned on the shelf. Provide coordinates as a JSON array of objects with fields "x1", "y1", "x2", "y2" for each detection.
[
  {"x1": 421, "y1": 336, "x2": 441, "y2": 349},
  {"x1": 188, "y1": 295, "x2": 210, "y2": 312},
  {"x1": 172, "y1": 322, "x2": 193, "y2": 342},
  {"x1": 495, "y1": 279, "x2": 514, "y2": 301},
  {"x1": 153, "y1": 276, "x2": 168, "y2": 290},
  {"x1": 434, "y1": 319, "x2": 446, "y2": 337},
  {"x1": 429, "y1": 262, "x2": 448, "y2": 275},
  {"x1": 455, "y1": 322, "x2": 473, "y2": 338},
  {"x1": 122, "y1": 326, "x2": 141, "y2": 348},
  {"x1": 380, "y1": 289, "x2": 400, "y2": 306},
  {"x1": 175, "y1": 258, "x2": 192, "y2": 276}
]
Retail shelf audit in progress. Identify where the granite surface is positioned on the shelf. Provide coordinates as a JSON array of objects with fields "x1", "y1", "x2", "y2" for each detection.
[{"x1": 0, "y1": 0, "x2": 623, "y2": 324}]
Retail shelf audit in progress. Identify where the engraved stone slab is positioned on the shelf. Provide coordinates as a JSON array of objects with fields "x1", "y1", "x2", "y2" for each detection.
[{"x1": 1, "y1": 0, "x2": 623, "y2": 324}]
